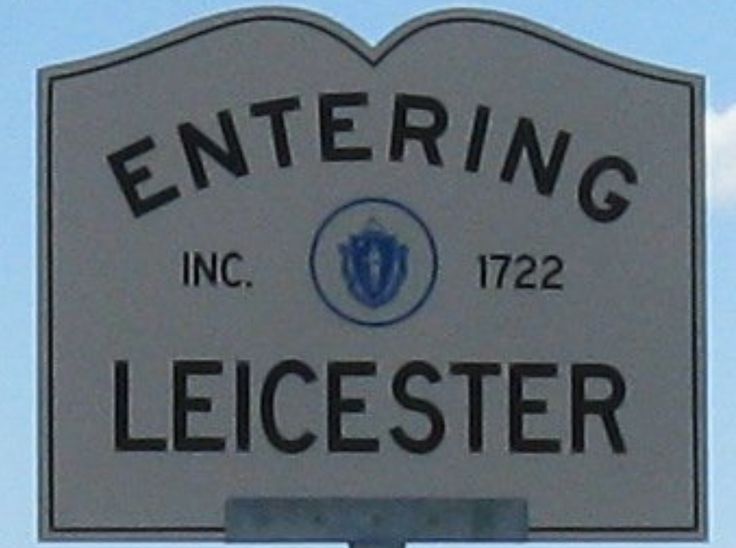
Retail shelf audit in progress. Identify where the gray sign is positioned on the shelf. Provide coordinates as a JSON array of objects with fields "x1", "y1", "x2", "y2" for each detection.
[{"x1": 39, "y1": 8, "x2": 706, "y2": 541}]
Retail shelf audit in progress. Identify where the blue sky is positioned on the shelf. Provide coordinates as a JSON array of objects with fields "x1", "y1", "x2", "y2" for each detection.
[{"x1": 1, "y1": 1, "x2": 735, "y2": 547}]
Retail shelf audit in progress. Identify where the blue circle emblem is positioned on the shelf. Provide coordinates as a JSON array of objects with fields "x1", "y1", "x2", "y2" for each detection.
[{"x1": 309, "y1": 197, "x2": 438, "y2": 327}]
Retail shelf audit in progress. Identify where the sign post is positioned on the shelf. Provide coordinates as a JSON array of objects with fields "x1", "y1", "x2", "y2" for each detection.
[{"x1": 39, "y1": 8, "x2": 706, "y2": 542}]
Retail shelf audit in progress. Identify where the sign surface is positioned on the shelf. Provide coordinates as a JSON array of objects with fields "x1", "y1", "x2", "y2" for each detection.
[{"x1": 39, "y1": 8, "x2": 706, "y2": 541}]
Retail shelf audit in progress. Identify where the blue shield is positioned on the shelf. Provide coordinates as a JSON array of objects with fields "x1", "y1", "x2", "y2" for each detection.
[{"x1": 339, "y1": 219, "x2": 408, "y2": 308}]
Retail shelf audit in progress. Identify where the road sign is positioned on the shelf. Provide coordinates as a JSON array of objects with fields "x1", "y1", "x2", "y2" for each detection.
[{"x1": 39, "y1": 8, "x2": 706, "y2": 541}]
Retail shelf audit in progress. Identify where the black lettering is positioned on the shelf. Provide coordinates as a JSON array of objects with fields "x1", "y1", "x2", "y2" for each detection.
[
  {"x1": 250, "y1": 96, "x2": 301, "y2": 167},
  {"x1": 500, "y1": 117, "x2": 571, "y2": 196},
  {"x1": 327, "y1": 361, "x2": 379, "y2": 452},
  {"x1": 390, "y1": 94, "x2": 448, "y2": 166},
  {"x1": 578, "y1": 156, "x2": 637, "y2": 223},
  {"x1": 114, "y1": 360, "x2": 167, "y2": 451},
  {"x1": 465, "y1": 105, "x2": 492, "y2": 173},
  {"x1": 220, "y1": 252, "x2": 243, "y2": 288},
  {"x1": 572, "y1": 363, "x2": 627, "y2": 453},
  {"x1": 319, "y1": 93, "x2": 372, "y2": 162},
  {"x1": 390, "y1": 361, "x2": 445, "y2": 454},
  {"x1": 182, "y1": 251, "x2": 191, "y2": 286},
  {"x1": 173, "y1": 360, "x2": 225, "y2": 452},
  {"x1": 450, "y1": 362, "x2": 501, "y2": 452},
  {"x1": 509, "y1": 363, "x2": 561, "y2": 453},
  {"x1": 236, "y1": 361, "x2": 250, "y2": 452},
  {"x1": 107, "y1": 137, "x2": 180, "y2": 218},
  {"x1": 261, "y1": 360, "x2": 317, "y2": 454},
  {"x1": 178, "y1": 109, "x2": 248, "y2": 189},
  {"x1": 193, "y1": 252, "x2": 217, "y2": 285}
]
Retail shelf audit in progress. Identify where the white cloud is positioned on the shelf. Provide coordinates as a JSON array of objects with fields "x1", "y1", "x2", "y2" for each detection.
[{"x1": 707, "y1": 104, "x2": 736, "y2": 207}]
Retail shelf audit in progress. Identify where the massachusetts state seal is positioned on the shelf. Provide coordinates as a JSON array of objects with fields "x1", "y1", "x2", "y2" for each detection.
[
  {"x1": 339, "y1": 219, "x2": 408, "y2": 309},
  {"x1": 310, "y1": 197, "x2": 438, "y2": 327}
]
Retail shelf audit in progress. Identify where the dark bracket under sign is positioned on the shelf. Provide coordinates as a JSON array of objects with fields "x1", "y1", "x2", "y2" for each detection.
[{"x1": 225, "y1": 498, "x2": 528, "y2": 548}]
